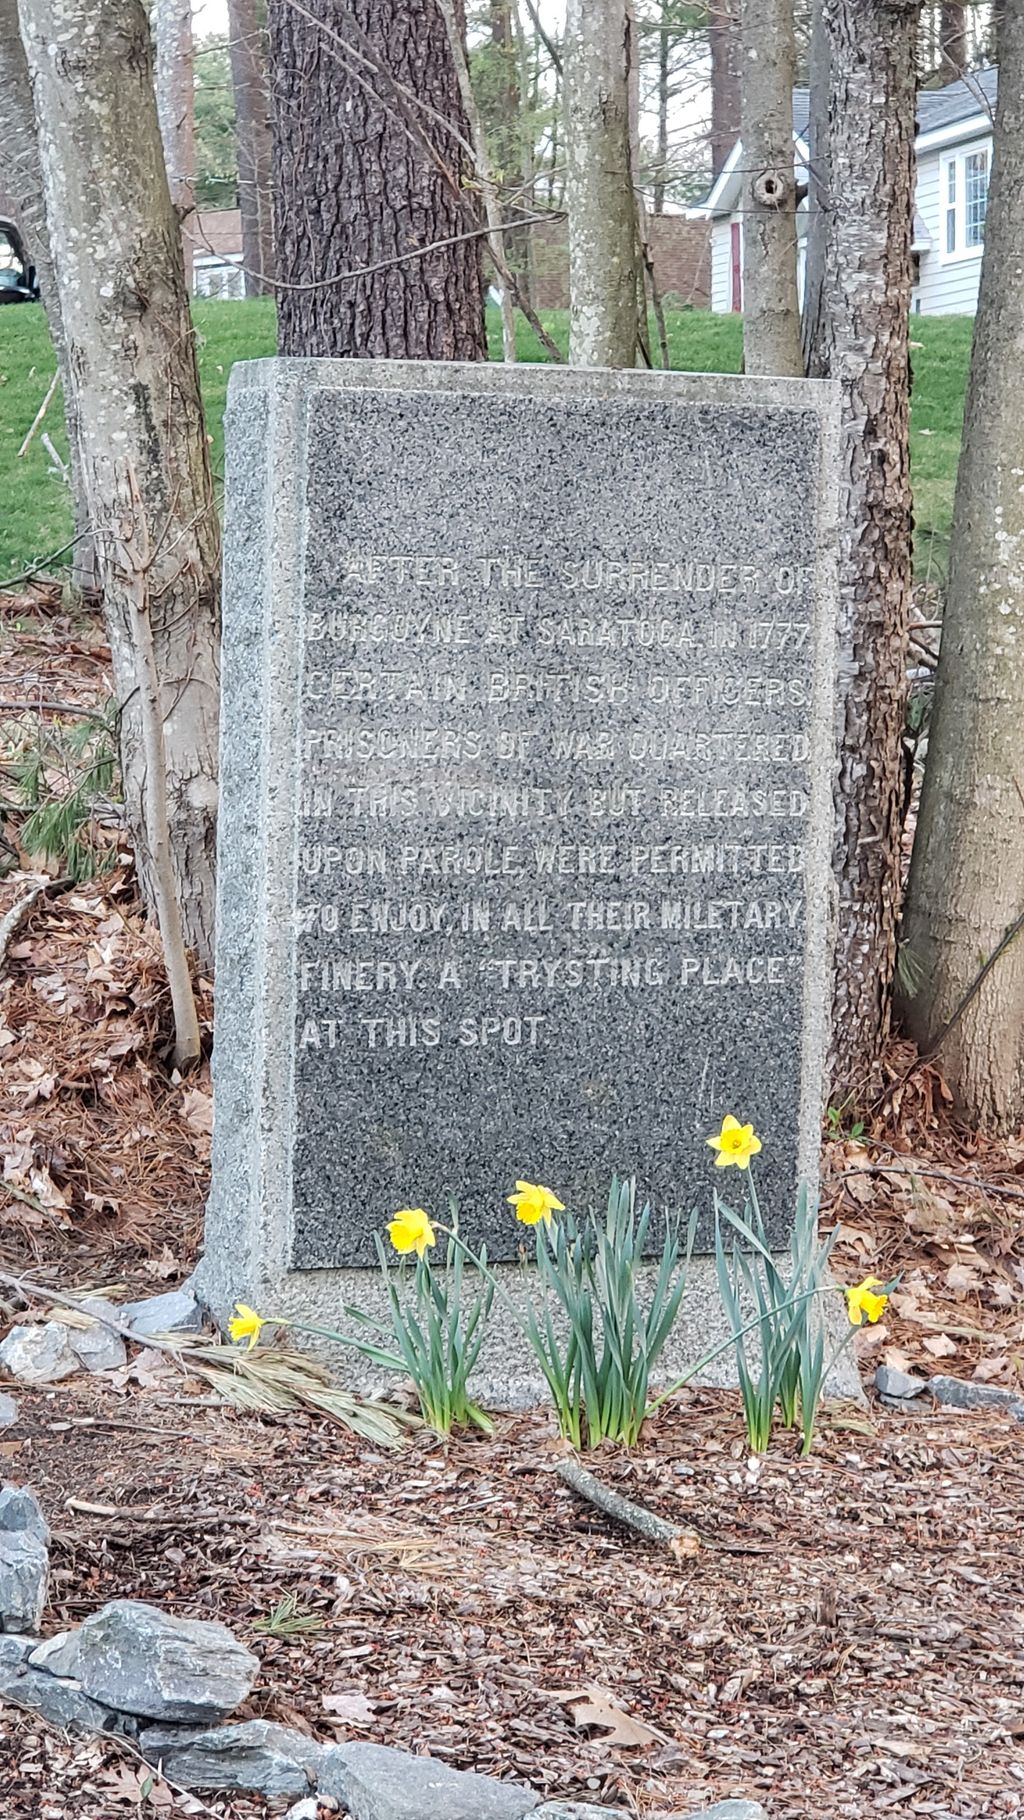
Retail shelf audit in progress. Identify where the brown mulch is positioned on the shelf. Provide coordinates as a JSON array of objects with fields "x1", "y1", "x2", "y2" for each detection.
[{"x1": 0, "y1": 1384, "x2": 1022, "y2": 1820}]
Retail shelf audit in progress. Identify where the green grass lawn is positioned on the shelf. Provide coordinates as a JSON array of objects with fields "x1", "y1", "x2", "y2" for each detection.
[{"x1": 0, "y1": 299, "x2": 968, "y2": 584}]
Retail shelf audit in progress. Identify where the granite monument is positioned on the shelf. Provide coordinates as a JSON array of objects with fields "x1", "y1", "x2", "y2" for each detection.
[{"x1": 201, "y1": 360, "x2": 839, "y2": 1354}]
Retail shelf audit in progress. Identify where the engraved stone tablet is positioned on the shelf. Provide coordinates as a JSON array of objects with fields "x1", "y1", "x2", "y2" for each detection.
[{"x1": 204, "y1": 361, "x2": 838, "y2": 1317}]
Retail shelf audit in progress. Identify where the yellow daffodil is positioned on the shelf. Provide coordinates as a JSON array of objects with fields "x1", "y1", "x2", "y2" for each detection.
[
  {"x1": 846, "y1": 1276, "x2": 889, "y2": 1327},
  {"x1": 228, "y1": 1303, "x2": 265, "y2": 1350},
  {"x1": 706, "y1": 1115, "x2": 762, "y2": 1170},
  {"x1": 507, "y1": 1180, "x2": 565, "y2": 1227},
  {"x1": 387, "y1": 1207, "x2": 437, "y2": 1258}
]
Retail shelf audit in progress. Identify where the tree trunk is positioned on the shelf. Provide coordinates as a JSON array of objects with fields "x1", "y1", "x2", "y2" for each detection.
[
  {"x1": 565, "y1": 0, "x2": 638, "y2": 367},
  {"x1": 227, "y1": 0, "x2": 275, "y2": 296},
  {"x1": 939, "y1": 1, "x2": 968, "y2": 67},
  {"x1": 801, "y1": 0, "x2": 829, "y2": 375},
  {"x1": 654, "y1": 0, "x2": 670, "y2": 214},
  {"x1": 154, "y1": 0, "x2": 196, "y2": 292},
  {"x1": 0, "y1": 0, "x2": 94, "y2": 587},
  {"x1": 740, "y1": 0, "x2": 804, "y2": 375},
  {"x1": 268, "y1": 0, "x2": 486, "y2": 360},
  {"x1": 20, "y1": 0, "x2": 221, "y2": 967},
  {"x1": 809, "y1": 0, "x2": 920, "y2": 1100},
  {"x1": 898, "y1": 1, "x2": 1024, "y2": 1130},
  {"x1": 708, "y1": 0, "x2": 741, "y2": 178}
]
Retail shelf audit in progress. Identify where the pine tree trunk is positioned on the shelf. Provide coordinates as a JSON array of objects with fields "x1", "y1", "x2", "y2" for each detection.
[
  {"x1": 565, "y1": 0, "x2": 638, "y2": 367},
  {"x1": 741, "y1": 0, "x2": 804, "y2": 376},
  {"x1": 19, "y1": 0, "x2": 221, "y2": 966},
  {"x1": 268, "y1": 0, "x2": 486, "y2": 359},
  {"x1": 810, "y1": 0, "x2": 920, "y2": 1099},
  {"x1": 708, "y1": 0, "x2": 741, "y2": 178},
  {"x1": 227, "y1": 0, "x2": 275, "y2": 296},
  {"x1": 154, "y1": 0, "x2": 196, "y2": 291},
  {"x1": 898, "y1": 1, "x2": 1024, "y2": 1130},
  {"x1": 0, "y1": 0, "x2": 94, "y2": 588}
]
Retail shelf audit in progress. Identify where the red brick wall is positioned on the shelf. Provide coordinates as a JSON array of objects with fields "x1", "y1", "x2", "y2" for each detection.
[{"x1": 522, "y1": 213, "x2": 711, "y2": 313}]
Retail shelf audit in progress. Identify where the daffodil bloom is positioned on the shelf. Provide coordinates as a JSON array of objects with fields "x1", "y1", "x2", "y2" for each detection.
[
  {"x1": 507, "y1": 1180, "x2": 565, "y2": 1227},
  {"x1": 846, "y1": 1276, "x2": 889, "y2": 1326},
  {"x1": 228, "y1": 1303, "x2": 265, "y2": 1350},
  {"x1": 706, "y1": 1115, "x2": 762, "y2": 1170},
  {"x1": 387, "y1": 1207, "x2": 437, "y2": 1258}
]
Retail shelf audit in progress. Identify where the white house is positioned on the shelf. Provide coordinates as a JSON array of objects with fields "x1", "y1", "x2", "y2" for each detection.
[{"x1": 693, "y1": 67, "x2": 998, "y2": 318}]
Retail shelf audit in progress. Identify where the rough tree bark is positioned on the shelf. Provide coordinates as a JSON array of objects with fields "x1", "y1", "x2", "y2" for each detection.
[
  {"x1": 565, "y1": 0, "x2": 639, "y2": 367},
  {"x1": 740, "y1": 0, "x2": 804, "y2": 375},
  {"x1": 227, "y1": 0, "x2": 275, "y2": 295},
  {"x1": 154, "y1": 0, "x2": 196, "y2": 291},
  {"x1": 0, "y1": 0, "x2": 94, "y2": 585},
  {"x1": 268, "y1": 0, "x2": 486, "y2": 359},
  {"x1": 708, "y1": 0, "x2": 741, "y2": 178},
  {"x1": 808, "y1": 0, "x2": 920, "y2": 1099},
  {"x1": 898, "y1": 1, "x2": 1024, "y2": 1129},
  {"x1": 20, "y1": 0, "x2": 221, "y2": 967}
]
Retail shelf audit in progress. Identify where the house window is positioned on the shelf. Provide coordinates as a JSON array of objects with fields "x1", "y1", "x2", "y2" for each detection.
[
  {"x1": 964, "y1": 149, "x2": 989, "y2": 246},
  {"x1": 943, "y1": 144, "x2": 991, "y2": 256}
]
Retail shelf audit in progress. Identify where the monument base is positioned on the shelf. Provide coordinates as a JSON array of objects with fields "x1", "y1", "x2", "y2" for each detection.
[{"x1": 193, "y1": 1251, "x2": 864, "y2": 1407}]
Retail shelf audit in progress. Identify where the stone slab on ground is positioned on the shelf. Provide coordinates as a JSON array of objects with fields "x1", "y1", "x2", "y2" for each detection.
[
  {"x1": 0, "y1": 1642, "x2": 124, "y2": 1733},
  {"x1": 928, "y1": 1374, "x2": 1024, "y2": 1414},
  {"x1": 0, "y1": 1486, "x2": 49, "y2": 1545},
  {"x1": 75, "y1": 1600, "x2": 259, "y2": 1723},
  {"x1": 0, "y1": 1323, "x2": 77, "y2": 1384},
  {"x1": 318, "y1": 1742, "x2": 539, "y2": 1820},
  {"x1": 201, "y1": 359, "x2": 839, "y2": 1385},
  {"x1": 0, "y1": 1395, "x2": 19, "y2": 1427},
  {"x1": 123, "y1": 1287, "x2": 204, "y2": 1338},
  {"x1": 875, "y1": 1366, "x2": 926, "y2": 1400},
  {"x1": 27, "y1": 1630, "x2": 79, "y2": 1676},
  {"x1": 139, "y1": 1719, "x2": 322, "y2": 1796},
  {"x1": 65, "y1": 1300, "x2": 127, "y2": 1374},
  {"x1": 0, "y1": 1532, "x2": 48, "y2": 1633}
]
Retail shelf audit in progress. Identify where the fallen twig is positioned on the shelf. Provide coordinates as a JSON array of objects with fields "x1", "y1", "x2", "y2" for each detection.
[
  {"x1": 18, "y1": 370, "x2": 59, "y2": 458},
  {"x1": 0, "y1": 882, "x2": 51, "y2": 973},
  {"x1": 555, "y1": 1457, "x2": 700, "y2": 1559}
]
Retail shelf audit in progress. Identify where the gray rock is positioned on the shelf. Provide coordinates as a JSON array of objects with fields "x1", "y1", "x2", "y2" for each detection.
[
  {"x1": 284, "y1": 1803, "x2": 324, "y2": 1820},
  {"x1": 139, "y1": 1720, "x2": 322, "y2": 1796},
  {"x1": 0, "y1": 1322, "x2": 77, "y2": 1384},
  {"x1": 123, "y1": 1288, "x2": 204, "y2": 1339},
  {"x1": 928, "y1": 1374, "x2": 1024, "y2": 1413},
  {"x1": 75, "y1": 1600, "x2": 259, "y2": 1722},
  {"x1": 534, "y1": 1807, "x2": 625, "y2": 1818},
  {"x1": 0, "y1": 1532, "x2": 48, "y2": 1633},
  {"x1": 28, "y1": 1630, "x2": 80, "y2": 1677},
  {"x1": 677, "y1": 1806, "x2": 768, "y2": 1820},
  {"x1": 66, "y1": 1300, "x2": 127, "y2": 1374},
  {"x1": 0, "y1": 1395, "x2": 20, "y2": 1427},
  {"x1": 0, "y1": 1485, "x2": 49, "y2": 1544},
  {"x1": 875, "y1": 1366, "x2": 926, "y2": 1401},
  {"x1": 0, "y1": 1648, "x2": 124, "y2": 1733},
  {"x1": 0, "y1": 1635, "x2": 32, "y2": 1667},
  {"x1": 318, "y1": 1743, "x2": 540, "y2": 1820}
]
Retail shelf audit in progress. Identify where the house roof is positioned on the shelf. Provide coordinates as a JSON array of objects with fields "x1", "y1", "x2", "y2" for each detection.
[
  {"x1": 693, "y1": 66, "x2": 998, "y2": 218},
  {"x1": 917, "y1": 65, "x2": 997, "y2": 134}
]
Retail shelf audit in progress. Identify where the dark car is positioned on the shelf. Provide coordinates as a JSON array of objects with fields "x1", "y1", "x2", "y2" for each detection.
[{"x1": 0, "y1": 219, "x2": 39, "y2": 304}]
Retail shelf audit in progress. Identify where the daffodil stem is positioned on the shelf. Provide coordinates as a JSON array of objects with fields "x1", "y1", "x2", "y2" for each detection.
[{"x1": 644, "y1": 1281, "x2": 843, "y2": 1417}]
